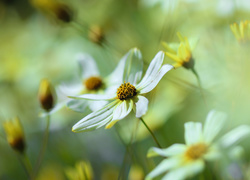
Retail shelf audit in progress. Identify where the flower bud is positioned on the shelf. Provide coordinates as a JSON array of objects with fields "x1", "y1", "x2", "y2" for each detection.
[
  {"x1": 88, "y1": 25, "x2": 105, "y2": 45},
  {"x1": 38, "y1": 79, "x2": 56, "y2": 112},
  {"x1": 3, "y1": 117, "x2": 26, "y2": 153}
]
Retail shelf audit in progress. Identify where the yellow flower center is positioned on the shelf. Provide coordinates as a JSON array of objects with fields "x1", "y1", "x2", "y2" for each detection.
[
  {"x1": 117, "y1": 82, "x2": 137, "y2": 100},
  {"x1": 185, "y1": 143, "x2": 207, "y2": 160},
  {"x1": 84, "y1": 76, "x2": 103, "y2": 91}
]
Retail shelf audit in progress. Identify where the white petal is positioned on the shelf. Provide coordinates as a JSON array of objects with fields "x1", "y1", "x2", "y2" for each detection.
[
  {"x1": 88, "y1": 100, "x2": 108, "y2": 111},
  {"x1": 203, "y1": 110, "x2": 227, "y2": 144},
  {"x1": 112, "y1": 100, "x2": 133, "y2": 120},
  {"x1": 105, "y1": 100, "x2": 133, "y2": 129},
  {"x1": 220, "y1": 125, "x2": 250, "y2": 148},
  {"x1": 162, "y1": 160, "x2": 204, "y2": 180},
  {"x1": 184, "y1": 122, "x2": 203, "y2": 145},
  {"x1": 57, "y1": 83, "x2": 83, "y2": 98},
  {"x1": 147, "y1": 144, "x2": 187, "y2": 158},
  {"x1": 72, "y1": 101, "x2": 118, "y2": 132},
  {"x1": 123, "y1": 48, "x2": 143, "y2": 85},
  {"x1": 134, "y1": 96, "x2": 148, "y2": 118},
  {"x1": 146, "y1": 158, "x2": 181, "y2": 180},
  {"x1": 67, "y1": 99, "x2": 88, "y2": 113},
  {"x1": 204, "y1": 145, "x2": 221, "y2": 161},
  {"x1": 105, "y1": 49, "x2": 139, "y2": 86},
  {"x1": 138, "y1": 64, "x2": 173, "y2": 94},
  {"x1": 69, "y1": 94, "x2": 116, "y2": 101},
  {"x1": 137, "y1": 51, "x2": 167, "y2": 89},
  {"x1": 76, "y1": 53, "x2": 100, "y2": 79}
]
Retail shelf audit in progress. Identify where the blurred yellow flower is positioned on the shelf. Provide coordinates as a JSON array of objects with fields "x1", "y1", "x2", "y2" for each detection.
[
  {"x1": 128, "y1": 165, "x2": 144, "y2": 180},
  {"x1": 3, "y1": 117, "x2": 25, "y2": 153},
  {"x1": 65, "y1": 161, "x2": 93, "y2": 180},
  {"x1": 162, "y1": 32, "x2": 196, "y2": 69},
  {"x1": 38, "y1": 79, "x2": 56, "y2": 112},
  {"x1": 230, "y1": 20, "x2": 250, "y2": 43}
]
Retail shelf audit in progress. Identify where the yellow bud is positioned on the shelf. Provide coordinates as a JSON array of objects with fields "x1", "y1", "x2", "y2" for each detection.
[
  {"x1": 3, "y1": 117, "x2": 26, "y2": 153},
  {"x1": 38, "y1": 79, "x2": 56, "y2": 112},
  {"x1": 31, "y1": 0, "x2": 73, "y2": 23},
  {"x1": 88, "y1": 25, "x2": 105, "y2": 45}
]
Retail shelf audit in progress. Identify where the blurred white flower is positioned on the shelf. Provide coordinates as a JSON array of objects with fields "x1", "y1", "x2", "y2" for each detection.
[
  {"x1": 55, "y1": 49, "x2": 134, "y2": 113},
  {"x1": 146, "y1": 110, "x2": 250, "y2": 180},
  {"x1": 71, "y1": 50, "x2": 173, "y2": 132}
]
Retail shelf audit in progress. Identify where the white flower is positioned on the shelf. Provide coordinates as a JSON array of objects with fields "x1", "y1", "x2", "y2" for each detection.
[
  {"x1": 146, "y1": 110, "x2": 250, "y2": 180},
  {"x1": 70, "y1": 51, "x2": 173, "y2": 132},
  {"x1": 54, "y1": 48, "x2": 138, "y2": 113}
]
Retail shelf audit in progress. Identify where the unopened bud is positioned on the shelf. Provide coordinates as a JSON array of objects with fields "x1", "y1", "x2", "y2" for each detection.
[
  {"x1": 38, "y1": 79, "x2": 56, "y2": 112},
  {"x1": 88, "y1": 25, "x2": 105, "y2": 45},
  {"x1": 3, "y1": 117, "x2": 26, "y2": 153}
]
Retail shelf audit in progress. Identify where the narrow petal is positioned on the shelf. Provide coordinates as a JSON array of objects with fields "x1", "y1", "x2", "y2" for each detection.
[
  {"x1": 184, "y1": 122, "x2": 202, "y2": 145},
  {"x1": 123, "y1": 48, "x2": 143, "y2": 85},
  {"x1": 165, "y1": 52, "x2": 182, "y2": 62},
  {"x1": 146, "y1": 158, "x2": 181, "y2": 180},
  {"x1": 72, "y1": 101, "x2": 118, "y2": 132},
  {"x1": 138, "y1": 64, "x2": 173, "y2": 94},
  {"x1": 134, "y1": 96, "x2": 148, "y2": 118},
  {"x1": 162, "y1": 160, "x2": 204, "y2": 180},
  {"x1": 76, "y1": 53, "x2": 100, "y2": 79},
  {"x1": 88, "y1": 100, "x2": 108, "y2": 111},
  {"x1": 67, "y1": 99, "x2": 88, "y2": 113},
  {"x1": 203, "y1": 110, "x2": 227, "y2": 144},
  {"x1": 147, "y1": 144, "x2": 187, "y2": 158},
  {"x1": 106, "y1": 48, "x2": 141, "y2": 86},
  {"x1": 137, "y1": 51, "x2": 165, "y2": 88},
  {"x1": 69, "y1": 94, "x2": 116, "y2": 101},
  {"x1": 105, "y1": 99, "x2": 133, "y2": 129},
  {"x1": 220, "y1": 125, "x2": 250, "y2": 148}
]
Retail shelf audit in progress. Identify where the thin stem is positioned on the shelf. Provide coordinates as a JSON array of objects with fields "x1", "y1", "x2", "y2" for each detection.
[
  {"x1": 16, "y1": 152, "x2": 32, "y2": 180},
  {"x1": 33, "y1": 113, "x2": 50, "y2": 177},
  {"x1": 139, "y1": 117, "x2": 162, "y2": 148},
  {"x1": 22, "y1": 152, "x2": 33, "y2": 179},
  {"x1": 191, "y1": 68, "x2": 208, "y2": 107}
]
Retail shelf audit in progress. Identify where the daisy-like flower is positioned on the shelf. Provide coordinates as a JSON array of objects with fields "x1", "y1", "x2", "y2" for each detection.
[
  {"x1": 70, "y1": 51, "x2": 173, "y2": 132},
  {"x1": 162, "y1": 32, "x2": 197, "y2": 69},
  {"x1": 146, "y1": 110, "x2": 250, "y2": 180},
  {"x1": 230, "y1": 20, "x2": 250, "y2": 43},
  {"x1": 56, "y1": 49, "x2": 138, "y2": 113}
]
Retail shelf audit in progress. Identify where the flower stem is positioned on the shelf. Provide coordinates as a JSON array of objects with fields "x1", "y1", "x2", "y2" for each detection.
[
  {"x1": 191, "y1": 68, "x2": 207, "y2": 107},
  {"x1": 139, "y1": 117, "x2": 162, "y2": 148},
  {"x1": 33, "y1": 113, "x2": 50, "y2": 177}
]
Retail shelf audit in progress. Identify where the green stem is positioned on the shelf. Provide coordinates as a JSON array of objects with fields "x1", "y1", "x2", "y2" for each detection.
[
  {"x1": 191, "y1": 68, "x2": 207, "y2": 107},
  {"x1": 16, "y1": 152, "x2": 33, "y2": 180},
  {"x1": 33, "y1": 114, "x2": 50, "y2": 177},
  {"x1": 139, "y1": 117, "x2": 162, "y2": 148}
]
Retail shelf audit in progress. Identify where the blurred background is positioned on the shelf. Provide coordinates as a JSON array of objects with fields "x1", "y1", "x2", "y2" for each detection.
[{"x1": 1, "y1": 0, "x2": 250, "y2": 179}]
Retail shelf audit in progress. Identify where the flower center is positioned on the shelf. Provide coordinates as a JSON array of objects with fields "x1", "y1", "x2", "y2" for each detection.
[
  {"x1": 84, "y1": 76, "x2": 103, "y2": 90},
  {"x1": 185, "y1": 143, "x2": 207, "y2": 160},
  {"x1": 117, "y1": 82, "x2": 137, "y2": 100}
]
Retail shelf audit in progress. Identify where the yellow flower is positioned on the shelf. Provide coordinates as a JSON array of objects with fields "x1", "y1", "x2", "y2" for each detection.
[
  {"x1": 38, "y1": 79, "x2": 56, "y2": 112},
  {"x1": 3, "y1": 117, "x2": 25, "y2": 153},
  {"x1": 65, "y1": 161, "x2": 93, "y2": 180},
  {"x1": 31, "y1": 0, "x2": 73, "y2": 23},
  {"x1": 230, "y1": 20, "x2": 250, "y2": 43},
  {"x1": 162, "y1": 32, "x2": 196, "y2": 69}
]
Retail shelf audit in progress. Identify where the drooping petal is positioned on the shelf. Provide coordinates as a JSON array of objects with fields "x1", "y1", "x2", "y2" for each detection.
[
  {"x1": 146, "y1": 158, "x2": 181, "y2": 180},
  {"x1": 67, "y1": 99, "x2": 89, "y2": 113},
  {"x1": 162, "y1": 160, "x2": 204, "y2": 180},
  {"x1": 147, "y1": 144, "x2": 187, "y2": 158},
  {"x1": 137, "y1": 64, "x2": 173, "y2": 94},
  {"x1": 203, "y1": 110, "x2": 227, "y2": 144},
  {"x1": 88, "y1": 100, "x2": 108, "y2": 111},
  {"x1": 76, "y1": 53, "x2": 100, "y2": 79},
  {"x1": 184, "y1": 122, "x2": 203, "y2": 145},
  {"x1": 105, "y1": 99, "x2": 133, "y2": 129},
  {"x1": 72, "y1": 100, "x2": 118, "y2": 132},
  {"x1": 123, "y1": 48, "x2": 143, "y2": 85},
  {"x1": 133, "y1": 96, "x2": 148, "y2": 118},
  {"x1": 220, "y1": 125, "x2": 250, "y2": 148},
  {"x1": 136, "y1": 51, "x2": 165, "y2": 89},
  {"x1": 69, "y1": 94, "x2": 116, "y2": 101}
]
